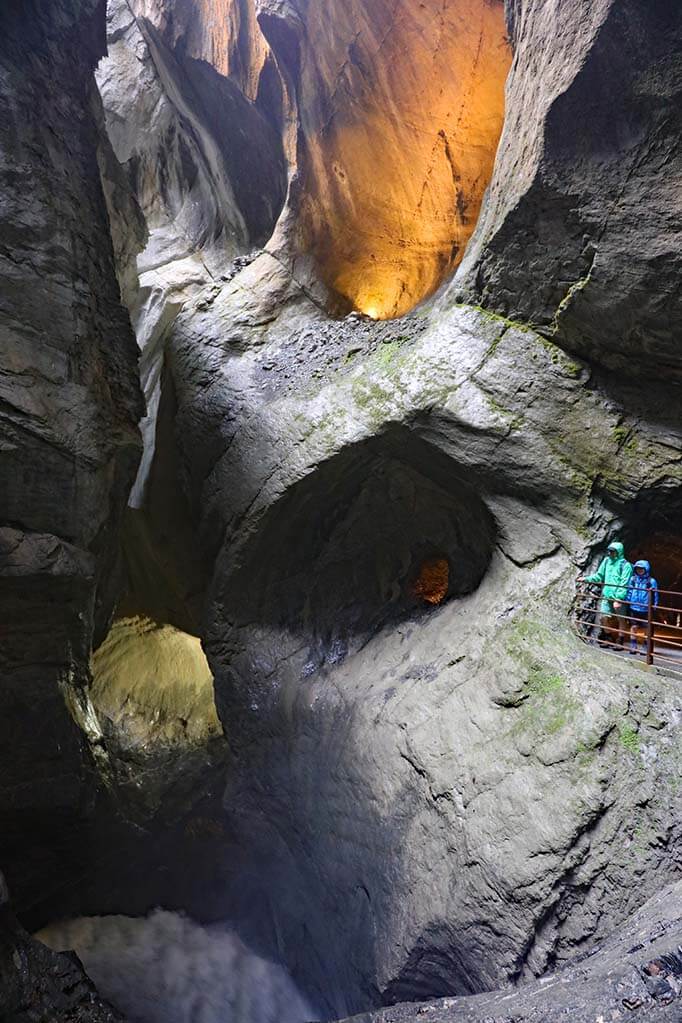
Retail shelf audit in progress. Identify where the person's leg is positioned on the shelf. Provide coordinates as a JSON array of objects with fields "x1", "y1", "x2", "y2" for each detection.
[
  {"x1": 590, "y1": 606, "x2": 606, "y2": 644},
  {"x1": 630, "y1": 618, "x2": 638, "y2": 652},
  {"x1": 636, "y1": 616, "x2": 646, "y2": 653},
  {"x1": 601, "y1": 612, "x2": 617, "y2": 647},
  {"x1": 630, "y1": 612, "x2": 647, "y2": 653}
]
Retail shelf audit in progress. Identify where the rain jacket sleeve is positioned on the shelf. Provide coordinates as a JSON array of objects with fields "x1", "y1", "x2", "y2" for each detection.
[
  {"x1": 612, "y1": 559, "x2": 633, "y2": 601},
  {"x1": 585, "y1": 559, "x2": 607, "y2": 585}
]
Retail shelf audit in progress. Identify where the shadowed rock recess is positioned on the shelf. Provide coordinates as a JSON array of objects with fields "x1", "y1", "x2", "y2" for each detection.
[{"x1": 0, "y1": 0, "x2": 681, "y2": 1022}]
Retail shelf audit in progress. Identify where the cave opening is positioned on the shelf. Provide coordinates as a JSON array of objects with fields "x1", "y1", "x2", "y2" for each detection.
[
  {"x1": 224, "y1": 428, "x2": 496, "y2": 673},
  {"x1": 594, "y1": 488, "x2": 682, "y2": 664},
  {"x1": 90, "y1": 615, "x2": 223, "y2": 782},
  {"x1": 629, "y1": 533, "x2": 682, "y2": 659},
  {"x1": 100, "y1": 0, "x2": 512, "y2": 324}
]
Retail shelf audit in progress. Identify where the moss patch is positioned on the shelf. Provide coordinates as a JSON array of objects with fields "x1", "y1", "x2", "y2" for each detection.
[
  {"x1": 513, "y1": 669, "x2": 579, "y2": 738},
  {"x1": 619, "y1": 722, "x2": 641, "y2": 755}
]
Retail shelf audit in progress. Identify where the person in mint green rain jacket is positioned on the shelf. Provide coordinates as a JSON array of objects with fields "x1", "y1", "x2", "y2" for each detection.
[{"x1": 581, "y1": 541, "x2": 633, "y2": 648}]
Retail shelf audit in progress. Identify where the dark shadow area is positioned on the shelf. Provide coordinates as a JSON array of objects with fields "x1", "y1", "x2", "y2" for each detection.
[
  {"x1": 138, "y1": 17, "x2": 287, "y2": 249},
  {"x1": 617, "y1": 487, "x2": 682, "y2": 601},
  {"x1": 381, "y1": 923, "x2": 482, "y2": 1005},
  {"x1": 226, "y1": 427, "x2": 496, "y2": 654},
  {"x1": 630, "y1": 533, "x2": 682, "y2": 663},
  {"x1": 580, "y1": 486, "x2": 682, "y2": 667},
  {"x1": 118, "y1": 362, "x2": 207, "y2": 638},
  {"x1": 629, "y1": 533, "x2": 682, "y2": 599}
]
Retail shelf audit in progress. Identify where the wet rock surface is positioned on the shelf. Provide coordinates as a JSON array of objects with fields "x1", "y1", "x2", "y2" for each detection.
[
  {"x1": 0, "y1": 873, "x2": 124, "y2": 1023},
  {"x1": 258, "y1": 0, "x2": 511, "y2": 316},
  {"x1": 0, "y1": 0, "x2": 142, "y2": 914},
  {"x1": 1, "y1": 0, "x2": 681, "y2": 1020},
  {"x1": 454, "y1": 0, "x2": 682, "y2": 380},
  {"x1": 339, "y1": 880, "x2": 682, "y2": 1022},
  {"x1": 165, "y1": 279, "x2": 682, "y2": 1014}
]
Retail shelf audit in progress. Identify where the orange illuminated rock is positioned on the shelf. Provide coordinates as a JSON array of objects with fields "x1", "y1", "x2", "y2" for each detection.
[
  {"x1": 129, "y1": 0, "x2": 511, "y2": 319},
  {"x1": 291, "y1": 0, "x2": 512, "y2": 317},
  {"x1": 412, "y1": 558, "x2": 450, "y2": 605}
]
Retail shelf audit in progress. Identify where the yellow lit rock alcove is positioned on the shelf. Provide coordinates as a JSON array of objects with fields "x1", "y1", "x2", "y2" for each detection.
[{"x1": 296, "y1": 0, "x2": 512, "y2": 318}]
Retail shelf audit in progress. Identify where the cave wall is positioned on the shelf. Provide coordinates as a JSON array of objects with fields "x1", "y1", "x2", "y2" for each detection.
[
  {"x1": 165, "y1": 278, "x2": 682, "y2": 1013},
  {"x1": 100, "y1": 0, "x2": 286, "y2": 276},
  {"x1": 0, "y1": 0, "x2": 681, "y2": 1019},
  {"x1": 453, "y1": 0, "x2": 682, "y2": 379},
  {"x1": 0, "y1": 0, "x2": 143, "y2": 910},
  {"x1": 130, "y1": 0, "x2": 270, "y2": 101},
  {"x1": 152, "y1": 1, "x2": 682, "y2": 1012},
  {"x1": 96, "y1": 0, "x2": 290, "y2": 592},
  {"x1": 261, "y1": 0, "x2": 511, "y2": 317}
]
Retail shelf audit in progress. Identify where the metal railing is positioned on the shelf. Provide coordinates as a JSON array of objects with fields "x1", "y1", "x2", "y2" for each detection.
[{"x1": 573, "y1": 581, "x2": 682, "y2": 672}]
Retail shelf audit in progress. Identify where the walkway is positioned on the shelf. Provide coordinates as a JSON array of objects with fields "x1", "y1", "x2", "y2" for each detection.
[{"x1": 574, "y1": 583, "x2": 682, "y2": 675}]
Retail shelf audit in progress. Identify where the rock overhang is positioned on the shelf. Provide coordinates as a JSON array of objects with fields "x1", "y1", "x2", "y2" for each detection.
[{"x1": 164, "y1": 295, "x2": 682, "y2": 1010}]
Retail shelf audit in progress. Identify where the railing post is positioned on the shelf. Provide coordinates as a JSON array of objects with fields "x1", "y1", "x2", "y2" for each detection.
[{"x1": 646, "y1": 586, "x2": 654, "y2": 666}]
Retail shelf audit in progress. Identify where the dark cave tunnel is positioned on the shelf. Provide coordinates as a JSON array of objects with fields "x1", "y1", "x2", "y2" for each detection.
[
  {"x1": 595, "y1": 486, "x2": 682, "y2": 660},
  {"x1": 223, "y1": 427, "x2": 497, "y2": 668}
]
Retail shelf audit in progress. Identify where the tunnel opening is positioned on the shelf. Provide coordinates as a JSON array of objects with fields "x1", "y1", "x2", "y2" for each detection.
[
  {"x1": 583, "y1": 487, "x2": 682, "y2": 667},
  {"x1": 628, "y1": 533, "x2": 682, "y2": 660},
  {"x1": 90, "y1": 615, "x2": 223, "y2": 796},
  {"x1": 620, "y1": 489, "x2": 682, "y2": 655},
  {"x1": 629, "y1": 534, "x2": 682, "y2": 605},
  {"x1": 224, "y1": 428, "x2": 496, "y2": 673}
]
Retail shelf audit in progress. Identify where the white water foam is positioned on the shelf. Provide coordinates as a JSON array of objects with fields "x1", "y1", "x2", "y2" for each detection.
[{"x1": 37, "y1": 908, "x2": 316, "y2": 1023}]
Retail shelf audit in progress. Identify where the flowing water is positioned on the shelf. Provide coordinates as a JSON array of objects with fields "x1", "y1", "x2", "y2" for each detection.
[{"x1": 37, "y1": 909, "x2": 317, "y2": 1023}]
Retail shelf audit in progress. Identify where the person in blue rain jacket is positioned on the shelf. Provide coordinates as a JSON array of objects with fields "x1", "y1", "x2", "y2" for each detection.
[{"x1": 626, "y1": 559, "x2": 658, "y2": 655}]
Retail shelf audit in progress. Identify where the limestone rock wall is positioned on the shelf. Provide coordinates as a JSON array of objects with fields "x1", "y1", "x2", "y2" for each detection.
[
  {"x1": 342, "y1": 880, "x2": 682, "y2": 1023},
  {"x1": 453, "y1": 0, "x2": 682, "y2": 379},
  {"x1": 131, "y1": 0, "x2": 271, "y2": 101},
  {"x1": 164, "y1": 272, "x2": 682, "y2": 1013},
  {"x1": 261, "y1": 0, "x2": 511, "y2": 317},
  {"x1": 96, "y1": 0, "x2": 288, "y2": 548},
  {"x1": 1, "y1": 0, "x2": 682, "y2": 1020},
  {"x1": 128, "y1": 3, "x2": 682, "y2": 1010},
  {"x1": 99, "y1": 0, "x2": 286, "y2": 280},
  {"x1": 0, "y1": 0, "x2": 143, "y2": 911}
]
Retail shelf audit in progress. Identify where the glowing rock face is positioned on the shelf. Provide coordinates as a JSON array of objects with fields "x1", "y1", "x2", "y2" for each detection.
[
  {"x1": 294, "y1": 0, "x2": 511, "y2": 318},
  {"x1": 130, "y1": 0, "x2": 511, "y2": 319},
  {"x1": 412, "y1": 557, "x2": 450, "y2": 605},
  {"x1": 90, "y1": 616, "x2": 221, "y2": 748}
]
